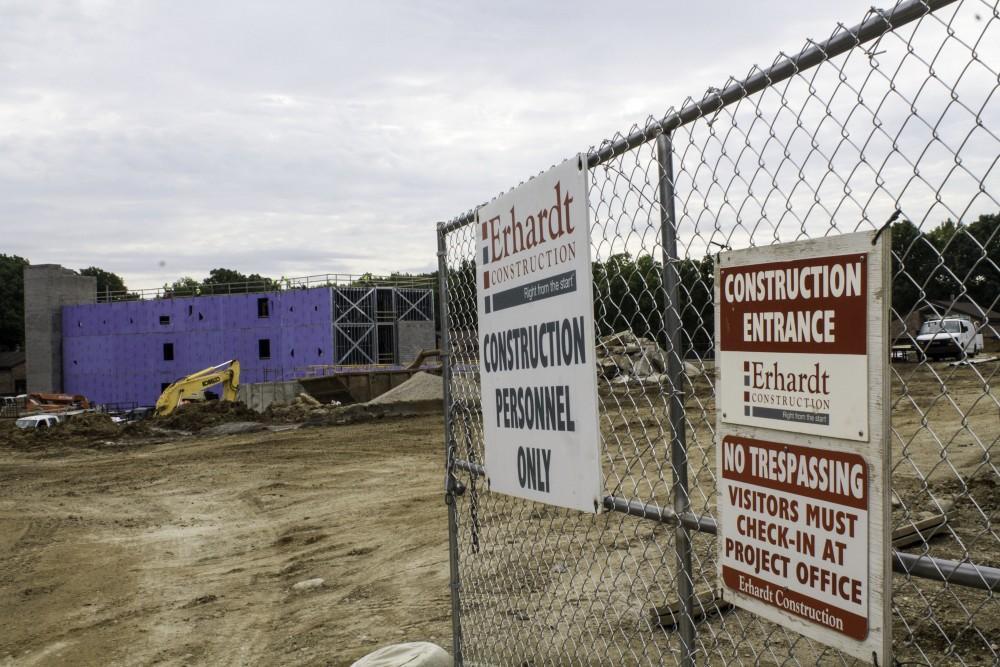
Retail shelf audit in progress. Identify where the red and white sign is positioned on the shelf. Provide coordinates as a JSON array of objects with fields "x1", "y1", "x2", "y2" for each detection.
[
  {"x1": 715, "y1": 231, "x2": 891, "y2": 664},
  {"x1": 718, "y1": 250, "x2": 869, "y2": 440},
  {"x1": 720, "y1": 435, "x2": 869, "y2": 638}
]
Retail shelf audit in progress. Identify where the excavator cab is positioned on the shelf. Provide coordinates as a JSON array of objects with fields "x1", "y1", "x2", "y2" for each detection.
[{"x1": 155, "y1": 360, "x2": 241, "y2": 417}]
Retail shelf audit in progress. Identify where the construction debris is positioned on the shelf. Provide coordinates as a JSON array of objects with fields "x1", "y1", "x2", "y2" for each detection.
[
  {"x1": 892, "y1": 512, "x2": 949, "y2": 549},
  {"x1": 650, "y1": 588, "x2": 732, "y2": 628},
  {"x1": 949, "y1": 356, "x2": 998, "y2": 367},
  {"x1": 265, "y1": 378, "x2": 441, "y2": 425},
  {"x1": 291, "y1": 578, "x2": 325, "y2": 592},
  {"x1": 596, "y1": 331, "x2": 702, "y2": 385},
  {"x1": 298, "y1": 392, "x2": 321, "y2": 407}
]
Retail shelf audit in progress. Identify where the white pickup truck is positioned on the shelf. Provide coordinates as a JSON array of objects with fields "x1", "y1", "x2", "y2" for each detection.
[
  {"x1": 915, "y1": 317, "x2": 984, "y2": 360},
  {"x1": 15, "y1": 414, "x2": 63, "y2": 430}
]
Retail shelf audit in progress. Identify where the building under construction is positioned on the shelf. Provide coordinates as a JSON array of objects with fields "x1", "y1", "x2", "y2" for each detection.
[{"x1": 24, "y1": 266, "x2": 435, "y2": 407}]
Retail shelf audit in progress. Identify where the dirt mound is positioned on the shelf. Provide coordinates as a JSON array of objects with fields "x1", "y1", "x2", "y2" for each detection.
[
  {"x1": 0, "y1": 404, "x2": 266, "y2": 450},
  {"x1": 0, "y1": 412, "x2": 123, "y2": 449},
  {"x1": 264, "y1": 394, "x2": 336, "y2": 423},
  {"x1": 368, "y1": 372, "x2": 443, "y2": 405},
  {"x1": 62, "y1": 412, "x2": 121, "y2": 438},
  {"x1": 155, "y1": 400, "x2": 262, "y2": 432},
  {"x1": 121, "y1": 420, "x2": 154, "y2": 438},
  {"x1": 0, "y1": 419, "x2": 23, "y2": 447}
]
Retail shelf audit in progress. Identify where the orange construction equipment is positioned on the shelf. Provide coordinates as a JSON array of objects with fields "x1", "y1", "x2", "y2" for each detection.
[{"x1": 24, "y1": 393, "x2": 91, "y2": 414}]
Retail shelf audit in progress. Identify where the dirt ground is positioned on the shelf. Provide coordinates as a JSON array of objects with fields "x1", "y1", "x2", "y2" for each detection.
[
  {"x1": 446, "y1": 359, "x2": 1000, "y2": 666},
  {"x1": 0, "y1": 415, "x2": 452, "y2": 667},
  {"x1": 0, "y1": 357, "x2": 995, "y2": 666}
]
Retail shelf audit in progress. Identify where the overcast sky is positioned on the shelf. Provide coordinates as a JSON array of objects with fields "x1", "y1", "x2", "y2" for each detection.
[{"x1": 0, "y1": 0, "x2": 895, "y2": 288}]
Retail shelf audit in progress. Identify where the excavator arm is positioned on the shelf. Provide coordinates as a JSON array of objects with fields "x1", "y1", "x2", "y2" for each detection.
[{"x1": 155, "y1": 360, "x2": 241, "y2": 417}]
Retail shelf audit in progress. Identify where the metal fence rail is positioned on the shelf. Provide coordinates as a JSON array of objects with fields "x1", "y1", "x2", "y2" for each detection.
[
  {"x1": 95, "y1": 272, "x2": 436, "y2": 303},
  {"x1": 437, "y1": 0, "x2": 1000, "y2": 664}
]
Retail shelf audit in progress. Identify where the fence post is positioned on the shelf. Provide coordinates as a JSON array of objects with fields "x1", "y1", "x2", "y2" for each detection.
[
  {"x1": 436, "y1": 224, "x2": 464, "y2": 665},
  {"x1": 656, "y1": 132, "x2": 695, "y2": 666}
]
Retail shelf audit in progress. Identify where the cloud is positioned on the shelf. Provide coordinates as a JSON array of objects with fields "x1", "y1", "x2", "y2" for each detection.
[{"x1": 1, "y1": 0, "x2": 994, "y2": 288}]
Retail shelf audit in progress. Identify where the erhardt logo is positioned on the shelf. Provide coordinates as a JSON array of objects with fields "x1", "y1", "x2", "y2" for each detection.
[
  {"x1": 742, "y1": 359, "x2": 831, "y2": 425},
  {"x1": 480, "y1": 181, "x2": 578, "y2": 291}
]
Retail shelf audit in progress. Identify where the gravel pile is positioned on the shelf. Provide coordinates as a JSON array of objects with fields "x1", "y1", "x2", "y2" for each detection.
[{"x1": 368, "y1": 372, "x2": 443, "y2": 405}]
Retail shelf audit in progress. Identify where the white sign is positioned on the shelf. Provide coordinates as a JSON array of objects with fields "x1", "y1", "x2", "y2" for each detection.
[
  {"x1": 475, "y1": 157, "x2": 603, "y2": 513},
  {"x1": 715, "y1": 231, "x2": 891, "y2": 664}
]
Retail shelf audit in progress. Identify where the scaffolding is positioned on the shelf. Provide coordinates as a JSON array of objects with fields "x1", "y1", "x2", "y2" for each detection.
[{"x1": 333, "y1": 286, "x2": 434, "y2": 366}]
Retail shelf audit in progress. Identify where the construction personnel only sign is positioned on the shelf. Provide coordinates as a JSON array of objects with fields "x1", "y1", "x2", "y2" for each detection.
[
  {"x1": 715, "y1": 230, "x2": 891, "y2": 664},
  {"x1": 475, "y1": 156, "x2": 603, "y2": 513}
]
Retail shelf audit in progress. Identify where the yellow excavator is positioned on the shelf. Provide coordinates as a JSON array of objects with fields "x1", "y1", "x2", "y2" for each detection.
[{"x1": 155, "y1": 360, "x2": 241, "y2": 417}]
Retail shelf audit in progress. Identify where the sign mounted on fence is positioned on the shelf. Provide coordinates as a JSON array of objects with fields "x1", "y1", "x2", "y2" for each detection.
[
  {"x1": 475, "y1": 156, "x2": 603, "y2": 513},
  {"x1": 715, "y1": 230, "x2": 891, "y2": 664},
  {"x1": 718, "y1": 245, "x2": 870, "y2": 440}
]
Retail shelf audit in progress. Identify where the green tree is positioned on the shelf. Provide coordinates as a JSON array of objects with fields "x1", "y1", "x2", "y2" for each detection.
[
  {"x1": 957, "y1": 213, "x2": 999, "y2": 311},
  {"x1": 890, "y1": 219, "x2": 940, "y2": 316},
  {"x1": 0, "y1": 254, "x2": 29, "y2": 350},
  {"x1": 202, "y1": 268, "x2": 276, "y2": 293},
  {"x1": 890, "y1": 215, "x2": 1000, "y2": 316},
  {"x1": 591, "y1": 252, "x2": 715, "y2": 356},
  {"x1": 444, "y1": 261, "x2": 477, "y2": 330},
  {"x1": 80, "y1": 266, "x2": 127, "y2": 297},
  {"x1": 166, "y1": 276, "x2": 201, "y2": 298},
  {"x1": 678, "y1": 255, "x2": 715, "y2": 354}
]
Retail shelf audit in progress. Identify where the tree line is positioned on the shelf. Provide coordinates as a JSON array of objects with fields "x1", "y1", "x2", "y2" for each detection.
[
  {"x1": 0, "y1": 264, "x2": 293, "y2": 350},
  {"x1": 443, "y1": 212, "x2": 999, "y2": 357},
  {"x1": 1, "y1": 213, "x2": 996, "y2": 352}
]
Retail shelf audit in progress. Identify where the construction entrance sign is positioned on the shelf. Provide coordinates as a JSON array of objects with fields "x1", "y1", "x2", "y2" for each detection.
[
  {"x1": 715, "y1": 230, "x2": 891, "y2": 664},
  {"x1": 718, "y1": 243, "x2": 870, "y2": 440},
  {"x1": 475, "y1": 157, "x2": 602, "y2": 513}
]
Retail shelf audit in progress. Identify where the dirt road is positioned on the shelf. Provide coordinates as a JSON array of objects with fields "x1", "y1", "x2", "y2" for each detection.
[{"x1": 0, "y1": 415, "x2": 451, "y2": 667}]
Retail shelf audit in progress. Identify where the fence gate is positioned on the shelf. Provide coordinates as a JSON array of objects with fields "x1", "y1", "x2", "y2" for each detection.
[{"x1": 437, "y1": 0, "x2": 1000, "y2": 664}]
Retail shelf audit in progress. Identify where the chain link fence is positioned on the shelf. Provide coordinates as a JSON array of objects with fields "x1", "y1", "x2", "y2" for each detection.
[{"x1": 437, "y1": 0, "x2": 1000, "y2": 664}]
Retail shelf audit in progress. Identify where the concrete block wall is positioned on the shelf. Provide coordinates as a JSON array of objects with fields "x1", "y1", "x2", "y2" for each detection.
[
  {"x1": 24, "y1": 265, "x2": 97, "y2": 394},
  {"x1": 398, "y1": 320, "x2": 436, "y2": 362},
  {"x1": 239, "y1": 380, "x2": 306, "y2": 413}
]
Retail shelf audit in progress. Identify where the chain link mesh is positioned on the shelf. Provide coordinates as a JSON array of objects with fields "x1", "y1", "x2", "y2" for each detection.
[{"x1": 439, "y1": 1, "x2": 999, "y2": 664}]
